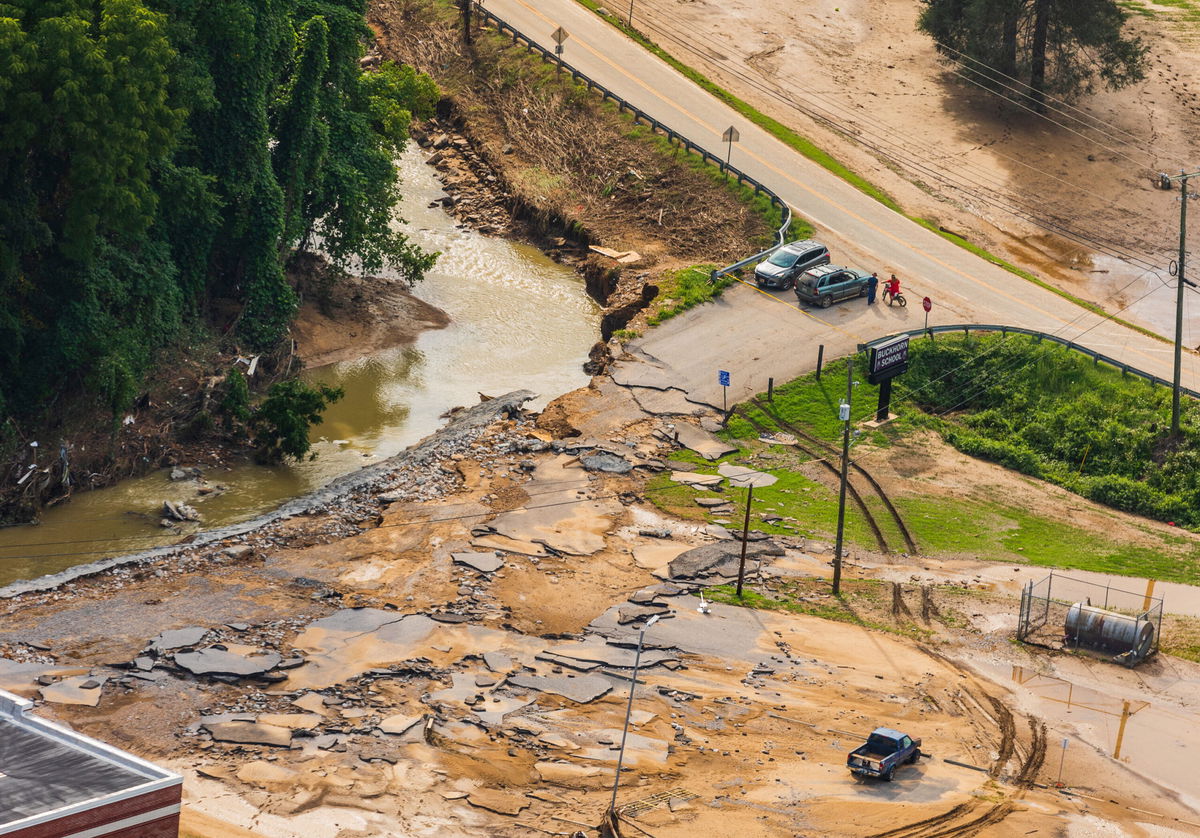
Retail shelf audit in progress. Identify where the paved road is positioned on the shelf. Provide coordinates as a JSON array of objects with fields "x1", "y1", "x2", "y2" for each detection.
[{"x1": 486, "y1": 0, "x2": 1197, "y2": 408}]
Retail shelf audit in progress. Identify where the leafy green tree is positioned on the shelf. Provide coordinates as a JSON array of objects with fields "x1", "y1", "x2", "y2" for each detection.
[
  {"x1": 917, "y1": 0, "x2": 1147, "y2": 110},
  {"x1": 251, "y1": 378, "x2": 344, "y2": 463},
  {"x1": 0, "y1": 0, "x2": 184, "y2": 414}
]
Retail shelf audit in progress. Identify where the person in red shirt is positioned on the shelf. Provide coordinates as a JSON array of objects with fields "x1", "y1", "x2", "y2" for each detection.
[{"x1": 884, "y1": 274, "x2": 901, "y2": 304}]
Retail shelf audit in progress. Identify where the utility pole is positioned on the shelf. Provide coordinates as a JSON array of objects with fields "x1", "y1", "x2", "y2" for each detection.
[
  {"x1": 1159, "y1": 169, "x2": 1200, "y2": 437},
  {"x1": 832, "y1": 358, "x2": 853, "y2": 596}
]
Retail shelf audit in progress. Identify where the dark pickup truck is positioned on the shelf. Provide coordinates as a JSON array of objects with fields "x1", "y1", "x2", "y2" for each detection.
[{"x1": 847, "y1": 727, "x2": 922, "y2": 781}]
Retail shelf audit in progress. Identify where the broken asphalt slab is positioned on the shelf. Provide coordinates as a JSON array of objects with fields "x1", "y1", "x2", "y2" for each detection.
[
  {"x1": 508, "y1": 673, "x2": 613, "y2": 703},
  {"x1": 202, "y1": 720, "x2": 293, "y2": 747},
  {"x1": 451, "y1": 552, "x2": 505, "y2": 573},
  {"x1": 174, "y1": 647, "x2": 283, "y2": 678},
  {"x1": 672, "y1": 423, "x2": 737, "y2": 461},
  {"x1": 667, "y1": 542, "x2": 784, "y2": 580},
  {"x1": 149, "y1": 626, "x2": 209, "y2": 651}
]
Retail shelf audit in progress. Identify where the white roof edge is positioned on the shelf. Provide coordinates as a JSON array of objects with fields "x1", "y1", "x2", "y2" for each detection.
[{"x1": 0, "y1": 686, "x2": 181, "y2": 784}]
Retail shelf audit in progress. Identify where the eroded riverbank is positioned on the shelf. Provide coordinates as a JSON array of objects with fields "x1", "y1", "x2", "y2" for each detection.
[{"x1": 0, "y1": 145, "x2": 600, "y2": 586}]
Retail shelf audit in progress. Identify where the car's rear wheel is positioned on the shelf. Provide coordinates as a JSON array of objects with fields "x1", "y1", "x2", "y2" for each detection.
[
  {"x1": 883, "y1": 766, "x2": 895, "y2": 782},
  {"x1": 819, "y1": 295, "x2": 833, "y2": 309}
]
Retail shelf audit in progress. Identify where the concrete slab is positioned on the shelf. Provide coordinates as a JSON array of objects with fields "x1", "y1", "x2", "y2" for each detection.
[
  {"x1": 149, "y1": 626, "x2": 208, "y2": 651},
  {"x1": 673, "y1": 423, "x2": 738, "y2": 460},
  {"x1": 542, "y1": 640, "x2": 678, "y2": 669},
  {"x1": 203, "y1": 720, "x2": 292, "y2": 747},
  {"x1": 174, "y1": 647, "x2": 282, "y2": 678},
  {"x1": 483, "y1": 651, "x2": 513, "y2": 673},
  {"x1": 452, "y1": 552, "x2": 505, "y2": 573},
  {"x1": 378, "y1": 714, "x2": 424, "y2": 736},
  {"x1": 630, "y1": 387, "x2": 702, "y2": 416},
  {"x1": 669, "y1": 471, "x2": 723, "y2": 488},
  {"x1": 508, "y1": 673, "x2": 613, "y2": 703},
  {"x1": 38, "y1": 675, "x2": 107, "y2": 707}
]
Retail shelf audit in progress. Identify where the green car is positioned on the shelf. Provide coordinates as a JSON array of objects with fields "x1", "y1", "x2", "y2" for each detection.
[{"x1": 794, "y1": 264, "x2": 873, "y2": 308}]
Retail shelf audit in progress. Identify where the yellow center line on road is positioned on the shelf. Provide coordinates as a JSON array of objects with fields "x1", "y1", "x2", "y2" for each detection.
[
  {"x1": 730, "y1": 276, "x2": 866, "y2": 342},
  {"x1": 506, "y1": 0, "x2": 1176, "y2": 371}
]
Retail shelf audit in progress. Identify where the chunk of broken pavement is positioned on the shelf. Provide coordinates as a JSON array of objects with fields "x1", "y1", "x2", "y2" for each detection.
[
  {"x1": 667, "y1": 542, "x2": 783, "y2": 579},
  {"x1": 175, "y1": 647, "x2": 282, "y2": 677},
  {"x1": 482, "y1": 651, "x2": 512, "y2": 673},
  {"x1": 150, "y1": 626, "x2": 209, "y2": 652},
  {"x1": 451, "y1": 552, "x2": 505, "y2": 573},
  {"x1": 378, "y1": 714, "x2": 424, "y2": 736},
  {"x1": 39, "y1": 674, "x2": 108, "y2": 707},
  {"x1": 669, "y1": 471, "x2": 722, "y2": 488},
  {"x1": 508, "y1": 673, "x2": 612, "y2": 703},
  {"x1": 580, "y1": 452, "x2": 633, "y2": 474},
  {"x1": 202, "y1": 720, "x2": 292, "y2": 747}
]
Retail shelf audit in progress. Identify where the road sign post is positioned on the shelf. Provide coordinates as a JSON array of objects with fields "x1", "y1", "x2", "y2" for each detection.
[
  {"x1": 922, "y1": 296, "x2": 932, "y2": 332},
  {"x1": 1056, "y1": 737, "x2": 1068, "y2": 787},
  {"x1": 721, "y1": 126, "x2": 739, "y2": 169},
  {"x1": 718, "y1": 370, "x2": 730, "y2": 424},
  {"x1": 551, "y1": 26, "x2": 568, "y2": 72}
]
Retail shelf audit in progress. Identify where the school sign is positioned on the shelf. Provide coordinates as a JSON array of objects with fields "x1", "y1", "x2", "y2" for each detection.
[{"x1": 867, "y1": 335, "x2": 909, "y2": 385}]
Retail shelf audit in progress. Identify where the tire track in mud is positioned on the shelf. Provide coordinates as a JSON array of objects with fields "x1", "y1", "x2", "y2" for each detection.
[
  {"x1": 732, "y1": 406, "x2": 890, "y2": 552},
  {"x1": 985, "y1": 694, "x2": 1018, "y2": 778},
  {"x1": 749, "y1": 398, "x2": 919, "y2": 554},
  {"x1": 865, "y1": 679, "x2": 1045, "y2": 838}
]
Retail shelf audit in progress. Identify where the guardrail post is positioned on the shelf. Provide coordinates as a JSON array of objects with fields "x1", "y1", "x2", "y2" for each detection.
[
  {"x1": 816, "y1": 345, "x2": 825, "y2": 380},
  {"x1": 768, "y1": 377, "x2": 774, "y2": 403}
]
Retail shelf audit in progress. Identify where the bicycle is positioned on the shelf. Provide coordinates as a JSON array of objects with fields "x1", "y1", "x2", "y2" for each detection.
[{"x1": 883, "y1": 289, "x2": 907, "y2": 307}]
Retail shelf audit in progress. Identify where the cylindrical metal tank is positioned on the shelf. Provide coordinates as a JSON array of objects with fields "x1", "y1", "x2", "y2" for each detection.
[{"x1": 1064, "y1": 603, "x2": 1155, "y2": 662}]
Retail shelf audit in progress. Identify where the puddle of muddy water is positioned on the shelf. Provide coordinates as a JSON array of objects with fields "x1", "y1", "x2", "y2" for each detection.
[{"x1": 0, "y1": 147, "x2": 600, "y2": 586}]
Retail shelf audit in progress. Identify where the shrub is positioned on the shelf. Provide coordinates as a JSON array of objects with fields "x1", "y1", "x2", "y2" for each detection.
[
  {"x1": 221, "y1": 368, "x2": 252, "y2": 428},
  {"x1": 251, "y1": 379, "x2": 344, "y2": 464},
  {"x1": 946, "y1": 431, "x2": 1044, "y2": 478}
]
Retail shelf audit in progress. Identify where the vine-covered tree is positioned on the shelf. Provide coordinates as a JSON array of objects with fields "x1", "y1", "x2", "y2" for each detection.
[
  {"x1": 0, "y1": 0, "x2": 440, "y2": 425},
  {"x1": 0, "y1": 0, "x2": 185, "y2": 415},
  {"x1": 918, "y1": 0, "x2": 1148, "y2": 110}
]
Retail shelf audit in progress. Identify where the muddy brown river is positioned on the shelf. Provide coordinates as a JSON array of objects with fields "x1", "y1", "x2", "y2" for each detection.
[{"x1": 0, "y1": 149, "x2": 600, "y2": 586}]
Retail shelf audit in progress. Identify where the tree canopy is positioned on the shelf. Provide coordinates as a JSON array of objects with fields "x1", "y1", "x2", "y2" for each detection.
[
  {"x1": 918, "y1": 0, "x2": 1148, "y2": 110},
  {"x1": 0, "y1": 0, "x2": 438, "y2": 422}
]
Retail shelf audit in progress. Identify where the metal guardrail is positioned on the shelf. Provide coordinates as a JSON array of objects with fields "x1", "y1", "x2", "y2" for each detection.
[
  {"x1": 860, "y1": 324, "x2": 1200, "y2": 400},
  {"x1": 472, "y1": 5, "x2": 792, "y2": 260}
]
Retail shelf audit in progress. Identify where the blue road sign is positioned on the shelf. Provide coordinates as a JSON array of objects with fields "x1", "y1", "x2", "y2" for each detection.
[{"x1": 718, "y1": 370, "x2": 730, "y2": 387}]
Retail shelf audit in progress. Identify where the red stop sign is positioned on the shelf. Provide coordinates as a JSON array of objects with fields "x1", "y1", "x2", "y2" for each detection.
[{"x1": 922, "y1": 296, "x2": 932, "y2": 312}]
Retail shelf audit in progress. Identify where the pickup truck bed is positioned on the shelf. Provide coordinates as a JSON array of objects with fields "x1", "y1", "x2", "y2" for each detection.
[{"x1": 847, "y1": 727, "x2": 922, "y2": 781}]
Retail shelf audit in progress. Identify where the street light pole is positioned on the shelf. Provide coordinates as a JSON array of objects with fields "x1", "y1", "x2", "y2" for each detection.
[
  {"x1": 609, "y1": 613, "x2": 660, "y2": 818},
  {"x1": 832, "y1": 358, "x2": 853, "y2": 596}
]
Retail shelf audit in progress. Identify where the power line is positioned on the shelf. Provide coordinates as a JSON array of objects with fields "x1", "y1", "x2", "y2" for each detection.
[
  {"x1": 629, "y1": 9, "x2": 1174, "y2": 271},
  {"x1": 932, "y1": 42, "x2": 1158, "y2": 161}
]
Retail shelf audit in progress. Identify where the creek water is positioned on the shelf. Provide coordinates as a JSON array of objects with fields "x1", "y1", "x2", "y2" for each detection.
[{"x1": 0, "y1": 148, "x2": 600, "y2": 587}]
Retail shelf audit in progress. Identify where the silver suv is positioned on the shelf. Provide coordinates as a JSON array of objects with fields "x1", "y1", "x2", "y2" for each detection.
[{"x1": 753, "y1": 240, "x2": 830, "y2": 290}]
